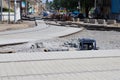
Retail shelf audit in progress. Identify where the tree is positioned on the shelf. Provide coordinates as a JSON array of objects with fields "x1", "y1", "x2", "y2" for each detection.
[
  {"x1": 52, "y1": 0, "x2": 79, "y2": 11},
  {"x1": 51, "y1": 0, "x2": 95, "y2": 17}
]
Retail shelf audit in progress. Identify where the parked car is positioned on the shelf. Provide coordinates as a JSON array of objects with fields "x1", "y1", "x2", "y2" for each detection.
[
  {"x1": 71, "y1": 11, "x2": 80, "y2": 18},
  {"x1": 77, "y1": 13, "x2": 85, "y2": 19},
  {"x1": 71, "y1": 11, "x2": 85, "y2": 19},
  {"x1": 43, "y1": 11, "x2": 49, "y2": 17},
  {"x1": 42, "y1": 11, "x2": 53, "y2": 19}
]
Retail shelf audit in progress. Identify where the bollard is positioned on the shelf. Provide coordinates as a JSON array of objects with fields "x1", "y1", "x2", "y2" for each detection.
[
  {"x1": 107, "y1": 20, "x2": 117, "y2": 25},
  {"x1": 97, "y1": 19, "x2": 106, "y2": 24},
  {"x1": 89, "y1": 19, "x2": 98, "y2": 24}
]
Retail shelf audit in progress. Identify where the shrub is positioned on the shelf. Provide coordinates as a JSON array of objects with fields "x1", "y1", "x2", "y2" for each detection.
[{"x1": 0, "y1": 7, "x2": 14, "y2": 12}]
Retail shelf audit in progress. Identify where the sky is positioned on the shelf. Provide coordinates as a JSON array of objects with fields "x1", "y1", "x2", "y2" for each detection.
[{"x1": 42, "y1": 0, "x2": 53, "y2": 3}]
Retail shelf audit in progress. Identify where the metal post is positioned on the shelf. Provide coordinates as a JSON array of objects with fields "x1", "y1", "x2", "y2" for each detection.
[
  {"x1": 46, "y1": 0, "x2": 48, "y2": 10},
  {"x1": 14, "y1": 0, "x2": 17, "y2": 23},
  {"x1": 25, "y1": 0, "x2": 27, "y2": 15},
  {"x1": 94, "y1": 0, "x2": 97, "y2": 8},
  {"x1": 8, "y1": 0, "x2": 11, "y2": 23},
  {"x1": 20, "y1": 0, "x2": 22, "y2": 19},
  {"x1": 78, "y1": 0, "x2": 81, "y2": 12},
  {"x1": 0, "y1": 0, "x2": 3, "y2": 21}
]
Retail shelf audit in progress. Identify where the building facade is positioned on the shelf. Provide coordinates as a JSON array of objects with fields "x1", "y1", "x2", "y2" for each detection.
[
  {"x1": 111, "y1": 0, "x2": 120, "y2": 20},
  {"x1": 0, "y1": 0, "x2": 44, "y2": 22},
  {"x1": 82, "y1": 0, "x2": 120, "y2": 20},
  {"x1": 21, "y1": 0, "x2": 44, "y2": 15},
  {"x1": 0, "y1": 0, "x2": 21, "y2": 22},
  {"x1": 95, "y1": 0, "x2": 120, "y2": 20}
]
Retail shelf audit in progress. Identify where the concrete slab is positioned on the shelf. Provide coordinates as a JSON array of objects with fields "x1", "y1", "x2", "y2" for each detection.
[{"x1": 0, "y1": 20, "x2": 83, "y2": 45}]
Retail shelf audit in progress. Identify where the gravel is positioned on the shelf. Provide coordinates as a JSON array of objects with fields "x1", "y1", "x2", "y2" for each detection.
[{"x1": 62, "y1": 29, "x2": 120, "y2": 50}]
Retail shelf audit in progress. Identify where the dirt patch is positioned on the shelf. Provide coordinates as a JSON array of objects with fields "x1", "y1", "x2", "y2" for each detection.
[{"x1": 0, "y1": 21, "x2": 36, "y2": 32}]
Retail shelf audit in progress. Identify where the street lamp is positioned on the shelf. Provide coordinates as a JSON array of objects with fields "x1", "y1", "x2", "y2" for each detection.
[
  {"x1": 78, "y1": 0, "x2": 81, "y2": 11},
  {"x1": 94, "y1": 0, "x2": 97, "y2": 8},
  {"x1": 25, "y1": 0, "x2": 27, "y2": 15}
]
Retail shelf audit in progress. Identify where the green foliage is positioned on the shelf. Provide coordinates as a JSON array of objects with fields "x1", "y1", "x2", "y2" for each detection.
[
  {"x1": 52, "y1": 0, "x2": 95, "y2": 11},
  {"x1": 0, "y1": 7, "x2": 14, "y2": 12},
  {"x1": 52, "y1": 0, "x2": 78, "y2": 11}
]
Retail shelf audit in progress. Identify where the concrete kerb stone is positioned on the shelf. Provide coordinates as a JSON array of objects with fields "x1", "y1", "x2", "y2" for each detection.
[
  {"x1": 70, "y1": 18, "x2": 120, "y2": 31},
  {"x1": 59, "y1": 27, "x2": 84, "y2": 38},
  {"x1": 97, "y1": 19, "x2": 106, "y2": 25},
  {"x1": 89, "y1": 19, "x2": 98, "y2": 24},
  {"x1": 107, "y1": 20, "x2": 117, "y2": 25},
  {"x1": 38, "y1": 20, "x2": 120, "y2": 32},
  {"x1": 44, "y1": 19, "x2": 119, "y2": 30},
  {"x1": 59, "y1": 22, "x2": 67, "y2": 26},
  {"x1": 66, "y1": 21, "x2": 72, "y2": 25},
  {"x1": 84, "y1": 19, "x2": 89, "y2": 23},
  {"x1": 72, "y1": 18, "x2": 80, "y2": 22}
]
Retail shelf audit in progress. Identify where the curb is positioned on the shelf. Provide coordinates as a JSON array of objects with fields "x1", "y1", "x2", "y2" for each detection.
[{"x1": 59, "y1": 27, "x2": 84, "y2": 38}]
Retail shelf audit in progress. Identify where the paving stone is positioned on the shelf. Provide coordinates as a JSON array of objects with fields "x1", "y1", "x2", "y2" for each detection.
[{"x1": 0, "y1": 50, "x2": 119, "y2": 80}]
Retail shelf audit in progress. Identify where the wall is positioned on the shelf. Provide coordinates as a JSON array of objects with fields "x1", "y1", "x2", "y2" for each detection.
[{"x1": 2, "y1": 4, "x2": 21, "y2": 22}]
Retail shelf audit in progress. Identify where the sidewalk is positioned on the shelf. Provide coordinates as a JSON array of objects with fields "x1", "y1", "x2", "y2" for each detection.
[
  {"x1": 0, "y1": 21, "x2": 35, "y2": 32},
  {"x1": 0, "y1": 49, "x2": 119, "y2": 62},
  {"x1": 0, "y1": 50, "x2": 119, "y2": 80}
]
